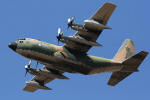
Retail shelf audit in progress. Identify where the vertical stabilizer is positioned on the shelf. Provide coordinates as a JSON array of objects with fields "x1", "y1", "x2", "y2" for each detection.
[
  {"x1": 108, "y1": 39, "x2": 148, "y2": 86},
  {"x1": 113, "y1": 39, "x2": 135, "y2": 62}
]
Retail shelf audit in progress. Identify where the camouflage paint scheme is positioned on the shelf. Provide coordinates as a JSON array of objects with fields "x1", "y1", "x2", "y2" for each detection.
[
  {"x1": 13, "y1": 38, "x2": 148, "y2": 75},
  {"x1": 8, "y1": 2, "x2": 148, "y2": 92},
  {"x1": 15, "y1": 38, "x2": 121, "y2": 75}
]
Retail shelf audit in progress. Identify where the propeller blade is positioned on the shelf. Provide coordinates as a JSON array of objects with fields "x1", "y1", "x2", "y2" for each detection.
[
  {"x1": 67, "y1": 16, "x2": 75, "y2": 29},
  {"x1": 56, "y1": 28, "x2": 63, "y2": 45},
  {"x1": 56, "y1": 36, "x2": 60, "y2": 45},
  {"x1": 57, "y1": 40, "x2": 59, "y2": 45},
  {"x1": 36, "y1": 62, "x2": 39, "y2": 68},
  {"x1": 58, "y1": 28, "x2": 61, "y2": 35},
  {"x1": 25, "y1": 70, "x2": 28, "y2": 77},
  {"x1": 72, "y1": 16, "x2": 75, "y2": 21},
  {"x1": 25, "y1": 65, "x2": 30, "y2": 69},
  {"x1": 24, "y1": 60, "x2": 32, "y2": 77},
  {"x1": 68, "y1": 18, "x2": 71, "y2": 23},
  {"x1": 28, "y1": 60, "x2": 32, "y2": 65}
]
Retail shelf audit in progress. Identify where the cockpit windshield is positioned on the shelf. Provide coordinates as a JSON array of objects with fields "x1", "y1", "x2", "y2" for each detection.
[
  {"x1": 18, "y1": 38, "x2": 26, "y2": 40},
  {"x1": 16, "y1": 38, "x2": 26, "y2": 43}
]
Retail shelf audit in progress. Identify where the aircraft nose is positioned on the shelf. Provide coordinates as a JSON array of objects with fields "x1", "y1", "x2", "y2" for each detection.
[{"x1": 8, "y1": 42, "x2": 17, "y2": 51}]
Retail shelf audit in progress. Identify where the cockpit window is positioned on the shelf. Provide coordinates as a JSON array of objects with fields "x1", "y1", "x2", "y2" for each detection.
[
  {"x1": 17, "y1": 38, "x2": 26, "y2": 44},
  {"x1": 19, "y1": 38, "x2": 26, "y2": 40},
  {"x1": 19, "y1": 41, "x2": 24, "y2": 43}
]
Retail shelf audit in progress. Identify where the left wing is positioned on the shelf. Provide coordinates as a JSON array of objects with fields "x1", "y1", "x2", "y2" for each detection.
[{"x1": 64, "y1": 2, "x2": 116, "y2": 53}]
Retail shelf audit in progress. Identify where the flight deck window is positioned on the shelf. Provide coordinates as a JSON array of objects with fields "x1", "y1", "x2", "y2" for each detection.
[
  {"x1": 19, "y1": 41, "x2": 23, "y2": 43},
  {"x1": 19, "y1": 38, "x2": 26, "y2": 40}
]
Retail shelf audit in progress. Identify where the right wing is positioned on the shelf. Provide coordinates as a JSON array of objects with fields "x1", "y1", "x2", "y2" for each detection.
[
  {"x1": 23, "y1": 66, "x2": 66, "y2": 92},
  {"x1": 64, "y1": 2, "x2": 116, "y2": 53},
  {"x1": 23, "y1": 75, "x2": 55, "y2": 92}
]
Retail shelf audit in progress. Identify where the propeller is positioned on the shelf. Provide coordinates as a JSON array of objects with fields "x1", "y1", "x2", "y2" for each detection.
[
  {"x1": 35, "y1": 62, "x2": 39, "y2": 68},
  {"x1": 67, "y1": 17, "x2": 75, "y2": 29},
  {"x1": 24, "y1": 65, "x2": 30, "y2": 77},
  {"x1": 24, "y1": 60, "x2": 32, "y2": 77},
  {"x1": 56, "y1": 28, "x2": 63, "y2": 45}
]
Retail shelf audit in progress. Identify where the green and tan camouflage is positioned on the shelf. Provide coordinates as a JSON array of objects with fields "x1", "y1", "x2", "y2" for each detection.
[
  {"x1": 8, "y1": 2, "x2": 148, "y2": 92},
  {"x1": 9, "y1": 38, "x2": 148, "y2": 80}
]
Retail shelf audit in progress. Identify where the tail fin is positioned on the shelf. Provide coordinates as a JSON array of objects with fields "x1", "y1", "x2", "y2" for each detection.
[
  {"x1": 113, "y1": 39, "x2": 135, "y2": 62},
  {"x1": 108, "y1": 51, "x2": 148, "y2": 86},
  {"x1": 108, "y1": 39, "x2": 148, "y2": 86}
]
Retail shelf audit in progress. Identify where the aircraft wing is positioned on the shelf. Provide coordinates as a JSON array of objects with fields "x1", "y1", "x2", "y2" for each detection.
[
  {"x1": 23, "y1": 66, "x2": 66, "y2": 92},
  {"x1": 64, "y1": 2, "x2": 116, "y2": 53},
  {"x1": 23, "y1": 75, "x2": 55, "y2": 92},
  {"x1": 90, "y1": 2, "x2": 116, "y2": 25}
]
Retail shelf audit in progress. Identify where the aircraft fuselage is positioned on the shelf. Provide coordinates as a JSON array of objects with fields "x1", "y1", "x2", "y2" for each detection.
[{"x1": 9, "y1": 38, "x2": 122, "y2": 75}]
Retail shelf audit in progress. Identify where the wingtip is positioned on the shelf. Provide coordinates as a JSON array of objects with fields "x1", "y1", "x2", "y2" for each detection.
[
  {"x1": 141, "y1": 51, "x2": 149, "y2": 55},
  {"x1": 104, "y1": 2, "x2": 117, "y2": 7},
  {"x1": 107, "y1": 82, "x2": 116, "y2": 86}
]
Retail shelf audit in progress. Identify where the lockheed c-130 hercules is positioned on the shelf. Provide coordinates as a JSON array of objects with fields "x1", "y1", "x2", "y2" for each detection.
[{"x1": 8, "y1": 2, "x2": 148, "y2": 92}]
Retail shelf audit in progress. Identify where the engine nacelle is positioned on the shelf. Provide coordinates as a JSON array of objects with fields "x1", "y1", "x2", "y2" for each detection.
[
  {"x1": 26, "y1": 67, "x2": 69, "y2": 80},
  {"x1": 84, "y1": 20, "x2": 111, "y2": 31},
  {"x1": 26, "y1": 81, "x2": 51, "y2": 90},
  {"x1": 60, "y1": 36, "x2": 101, "y2": 46},
  {"x1": 71, "y1": 25, "x2": 88, "y2": 32}
]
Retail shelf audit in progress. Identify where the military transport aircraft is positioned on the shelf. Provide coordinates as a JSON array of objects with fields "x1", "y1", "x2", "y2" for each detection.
[{"x1": 8, "y1": 2, "x2": 148, "y2": 92}]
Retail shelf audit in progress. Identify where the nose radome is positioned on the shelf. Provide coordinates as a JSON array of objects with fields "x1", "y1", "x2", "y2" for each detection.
[{"x1": 8, "y1": 42, "x2": 17, "y2": 51}]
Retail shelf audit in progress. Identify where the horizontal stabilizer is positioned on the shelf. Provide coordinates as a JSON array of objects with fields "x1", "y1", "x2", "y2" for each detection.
[{"x1": 108, "y1": 51, "x2": 148, "y2": 86}]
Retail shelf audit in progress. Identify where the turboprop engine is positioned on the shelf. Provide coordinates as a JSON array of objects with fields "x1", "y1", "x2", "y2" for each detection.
[
  {"x1": 67, "y1": 17, "x2": 111, "y2": 32},
  {"x1": 84, "y1": 19, "x2": 111, "y2": 31},
  {"x1": 24, "y1": 61, "x2": 68, "y2": 79},
  {"x1": 56, "y1": 28, "x2": 101, "y2": 46}
]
